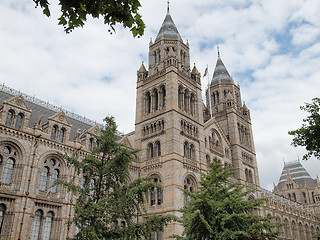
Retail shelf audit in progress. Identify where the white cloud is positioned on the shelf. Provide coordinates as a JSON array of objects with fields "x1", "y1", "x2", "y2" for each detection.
[{"x1": 1, "y1": 0, "x2": 320, "y2": 191}]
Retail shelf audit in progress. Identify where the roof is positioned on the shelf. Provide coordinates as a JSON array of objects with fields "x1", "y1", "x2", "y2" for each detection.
[
  {"x1": 154, "y1": 11, "x2": 182, "y2": 43},
  {"x1": 277, "y1": 160, "x2": 317, "y2": 189},
  {"x1": 211, "y1": 57, "x2": 234, "y2": 86},
  {"x1": 0, "y1": 85, "x2": 94, "y2": 140}
]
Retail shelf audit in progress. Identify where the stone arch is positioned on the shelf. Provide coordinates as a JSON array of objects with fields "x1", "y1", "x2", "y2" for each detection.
[
  {"x1": 183, "y1": 174, "x2": 197, "y2": 205},
  {"x1": 147, "y1": 172, "x2": 163, "y2": 206},
  {"x1": 0, "y1": 138, "x2": 26, "y2": 164}
]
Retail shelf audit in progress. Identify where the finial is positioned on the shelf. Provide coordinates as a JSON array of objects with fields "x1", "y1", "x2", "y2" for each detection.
[
  {"x1": 283, "y1": 157, "x2": 285, "y2": 164},
  {"x1": 167, "y1": 0, "x2": 170, "y2": 13},
  {"x1": 217, "y1": 45, "x2": 220, "y2": 58},
  {"x1": 297, "y1": 153, "x2": 300, "y2": 161}
]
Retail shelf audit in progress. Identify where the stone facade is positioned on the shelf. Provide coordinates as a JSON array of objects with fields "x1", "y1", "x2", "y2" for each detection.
[{"x1": 0, "y1": 6, "x2": 319, "y2": 240}]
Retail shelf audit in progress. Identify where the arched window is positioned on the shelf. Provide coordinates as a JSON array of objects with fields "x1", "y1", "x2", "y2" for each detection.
[
  {"x1": 161, "y1": 87, "x2": 166, "y2": 108},
  {"x1": 245, "y1": 169, "x2": 249, "y2": 182},
  {"x1": 150, "y1": 176, "x2": 163, "y2": 206},
  {"x1": 42, "y1": 212, "x2": 53, "y2": 240},
  {"x1": 155, "y1": 141, "x2": 161, "y2": 157},
  {"x1": 50, "y1": 169, "x2": 59, "y2": 193},
  {"x1": 312, "y1": 192, "x2": 315, "y2": 203},
  {"x1": 5, "y1": 110, "x2": 14, "y2": 127},
  {"x1": 154, "y1": 89, "x2": 159, "y2": 111},
  {"x1": 51, "y1": 125, "x2": 58, "y2": 140},
  {"x1": 184, "y1": 90, "x2": 189, "y2": 112},
  {"x1": 88, "y1": 138, "x2": 94, "y2": 151},
  {"x1": 303, "y1": 192, "x2": 307, "y2": 203},
  {"x1": 288, "y1": 193, "x2": 291, "y2": 200},
  {"x1": 178, "y1": 87, "x2": 183, "y2": 109},
  {"x1": 146, "y1": 92, "x2": 151, "y2": 113},
  {"x1": 30, "y1": 210, "x2": 43, "y2": 240},
  {"x1": 189, "y1": 144, "x2": 195, "y2": 160},
  {"x1": 184, "y1": 142, "x2": 189, "y2": 158},
  {"x1": 2, "y1": 157, "x2": 14, "y2": 184},
  {"x1": 15, "y1": 113, "x2": 24, "y2": 129},
  {"x1": 206, "y1": 155, "x2": 210, "y2": 164},
  {"x1": 39, "y1": 167, "x2": 49, "y2": 191},
  {"x1": 190, "y1": 94, "x2": 195, "y2": 115},
  {"x1": 248, "y1": 170, "x2": 253, "y2": 183},
  {"x1": 39, "y1": 157, "x2": 62, "y2": 194},
  {"x1": 58, "y1": 128, "x2": 65, "y2": 143},
  {"x1": 147, "y1": 143, "x2": 154, "y2": 159},
  {"x1": 292, "y1": 192, "x2": 296, "y2": 202},
  {"x1": 184, "y1": 176, "x2": 196, "y2": 205},
  {"x1": 0, "y1": 204, "x2": 6, "y2": 234}
]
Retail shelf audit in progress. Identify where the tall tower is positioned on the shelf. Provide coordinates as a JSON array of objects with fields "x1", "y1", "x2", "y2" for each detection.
[
  {"x1": 134, "y1": 5, "x2": 204, "y2": 237},
  {"x1": 206, "y1": 52, "x2": 260, "y2": 189}
]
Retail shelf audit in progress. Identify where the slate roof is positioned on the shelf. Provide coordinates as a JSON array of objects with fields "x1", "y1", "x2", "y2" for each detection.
[
  {"x1": 154, "y1": 10, "x2": 182, "y2": 43},
  {"x1": 211, "y1": 57, "x2": 234, "y2": 86},
  {"x1": 277, "y1": 160, "x2": 317, "y2": 190},
  {"x1": 0, "y1": 85, "x2": 94, "y2": 140}
]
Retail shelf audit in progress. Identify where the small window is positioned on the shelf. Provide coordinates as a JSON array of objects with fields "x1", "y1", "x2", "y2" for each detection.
[
  {"x1": 3, "y1": 146, "x2": 11, "y2": 155},
  {"x1": 5, "y1": 110, "x2": 14, "y2": 127},
  {"x1": 58, "y1": 128, "x2": 65, "y2": 143},
  {"x1": 51, "y1": 126, "x2": 58, "y2": 140},
  {"x1": 15, "y1": 113, "x2": 24, "y2": 129},
  {"x1": 88, "y1": 138, "x2": 94, "y2": 151}
]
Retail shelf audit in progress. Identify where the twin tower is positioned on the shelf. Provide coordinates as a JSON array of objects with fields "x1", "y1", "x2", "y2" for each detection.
[{"x1": 123, "y1": 7, "x2": 258, "y2": 238}]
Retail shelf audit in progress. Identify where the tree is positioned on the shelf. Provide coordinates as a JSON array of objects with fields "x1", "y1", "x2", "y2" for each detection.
[
  {"x1": 33, "y1": 0, "x2": 145, "y2": 36},
  {"x1": 288, "y1": 98, "x2": 320, "y2": 160},
  {"x1": 58, "y1": 116, "x2": 174, "y2": 240},
  {"x1": 172, "y1": 159, "x2": 281, "y2": 240}
]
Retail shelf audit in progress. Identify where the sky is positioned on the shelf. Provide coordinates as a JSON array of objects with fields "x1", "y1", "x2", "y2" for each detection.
[{"x1": 1, "y1": 0, "x2": 320, "y2": 191}]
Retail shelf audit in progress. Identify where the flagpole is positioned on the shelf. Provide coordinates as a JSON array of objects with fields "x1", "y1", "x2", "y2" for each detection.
[{"x1": 207, "y1": 64, "x2": 213, "y2": 118}]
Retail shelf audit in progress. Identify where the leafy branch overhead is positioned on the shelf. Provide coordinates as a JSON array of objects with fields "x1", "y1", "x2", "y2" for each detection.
[
  {"x1": 33, "y1": 0, "x2": 145, "y2": 37},
  {"x1": 289, "y1": 98, "x2": 320, "y2": 160}
]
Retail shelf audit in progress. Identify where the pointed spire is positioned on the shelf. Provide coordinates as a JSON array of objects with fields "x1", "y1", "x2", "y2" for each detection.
[
  {"x1": 191, "y1": 64, "x2": 200, "y2": 76},
  {"x1": 137, "y1": 62, "x2": 147, "y2": 73},
  {"x1": 211, "y1": 51, "x2": 233, "y2": 86},
  {"x1": 154, "y1": 5, "x2": 182, "y2": 43},
  {"x1": 276, "y1": 160, "x2": 317, "y2": 190}
]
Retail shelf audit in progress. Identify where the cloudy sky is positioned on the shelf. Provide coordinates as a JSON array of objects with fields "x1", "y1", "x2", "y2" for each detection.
[{"x1": 1, "y1": 0, "x2": 320, "y2": 190}]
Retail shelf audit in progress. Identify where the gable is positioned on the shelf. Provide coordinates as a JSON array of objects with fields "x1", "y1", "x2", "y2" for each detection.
[
  {"x1": 4, "y1": 94, "x2": 31, "y2": 112},
  {"x1": 48, "y1": 110, "x2": 71, "y2": 126}
]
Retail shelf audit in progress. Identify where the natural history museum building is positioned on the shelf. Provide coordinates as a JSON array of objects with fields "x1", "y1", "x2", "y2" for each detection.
[{"x1": 0, "y1": 6, "x2": 319, "y2": 240}]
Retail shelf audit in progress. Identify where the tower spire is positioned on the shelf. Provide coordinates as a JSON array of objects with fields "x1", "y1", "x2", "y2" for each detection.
[{"x1": 167, "y1": 0, "x2": 170, "y2": 13}]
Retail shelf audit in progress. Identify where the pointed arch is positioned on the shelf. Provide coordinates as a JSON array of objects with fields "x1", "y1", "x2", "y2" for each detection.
[
  {"x1": 15, "y1": 113, "x2": 24, "y2": 130},
  {"x1": 51, "y1": 125, "x2": 58, "y2": 140},
  {"x1": 5, "y1": 110, "x2": 14, "y2": 127},
  {"x1": 30, "y1": 209, "x2": 43, "y2": 240}
]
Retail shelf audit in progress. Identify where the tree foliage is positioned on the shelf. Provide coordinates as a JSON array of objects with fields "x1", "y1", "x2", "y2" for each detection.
[
  {"x1": 58, "y1": 116, "x2": 174, "y2": 240},
  {"x1": 288, "y1": 98, "x2": 320, "y2": 160},
  {"x1": 172, "y1": 159, "x2": 281, "y2": 240},
  {"x1": 33, "y1": 0, "x2": 145, "y2": 36}
]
